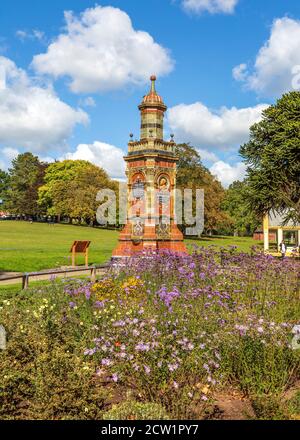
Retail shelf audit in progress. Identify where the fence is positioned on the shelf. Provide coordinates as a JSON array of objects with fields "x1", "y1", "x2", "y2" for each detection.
[{"x1": 0, "y1": 264, "x2": 108, "y2": 290}]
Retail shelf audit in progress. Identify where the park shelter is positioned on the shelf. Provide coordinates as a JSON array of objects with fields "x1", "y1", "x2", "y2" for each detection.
[{"x1": 263, "y1": 210, "x2": 300, "y2": 255}]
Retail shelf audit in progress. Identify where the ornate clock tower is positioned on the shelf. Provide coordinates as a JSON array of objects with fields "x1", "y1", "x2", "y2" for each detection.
[{"x1": 112, "y1": 75, "x2": 187, "y2": 257}]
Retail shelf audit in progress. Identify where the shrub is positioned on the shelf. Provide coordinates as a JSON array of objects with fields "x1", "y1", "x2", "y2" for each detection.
[{"x1": 103, "y1": 400, "x2": 170, "y2": 420}]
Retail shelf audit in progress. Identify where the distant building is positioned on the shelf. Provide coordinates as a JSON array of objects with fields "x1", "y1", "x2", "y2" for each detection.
[
  {"x1": 253, "y1": 230, "x2": 276, "y2": 242},
  {"x1": 262, "y1": 210, "x2": 300, "y2": 254}
]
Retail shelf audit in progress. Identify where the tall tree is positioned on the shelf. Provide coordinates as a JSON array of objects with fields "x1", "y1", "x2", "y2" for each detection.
[
  {"x1": 222, "y1": 180, "x2": 260, "y2": 236},
  {"x1": 240, "y1": 91, "x2": 300, "y2": 224},
  {"x1": 38, "y1": 160, "x2": 116, "y2": 223},
  {"x1": 175, "y1": 143, "x2": 229, "y2": 234},
  {"x1": 0, "y1": 169, "x2": 10, "y2": 207},
  {"x1": 6, "y1": 153, "x2": 47, "y2": 216}
]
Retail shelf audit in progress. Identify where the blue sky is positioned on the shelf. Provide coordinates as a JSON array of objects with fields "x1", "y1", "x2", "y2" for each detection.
[{"x1": 1, "y1": 0, "x2": 300, "y2": 186}]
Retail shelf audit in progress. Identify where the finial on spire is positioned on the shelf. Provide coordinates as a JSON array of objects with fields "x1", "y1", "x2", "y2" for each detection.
[{"x1": 150, "y1": 75, "x2": 156, "y2": 93}]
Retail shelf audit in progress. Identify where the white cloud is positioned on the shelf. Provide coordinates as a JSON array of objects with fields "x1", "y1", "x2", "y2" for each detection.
[
  {"x1": 63, "y1": 141, "x2": 126, "y2": 179},
  {"x1": 182, "y1": 0, "x2": 239, "y2": 14},
  {"x1": 0, "y1": 146, "x2": 19, "y2": 170},
  {"x1": 16, "y1": 29, "x2": 45, "y2": 42},
  {"x1": 0, "y1": 56, "x2": 88, "y2": 152},
  {"x1": 0, "y1": 147, "x2": 56, "y2": 171},
  {"x1": 233, "y1": 17, "x2": 300, "y2": 96},
  {"x1": 168, "y1": 101, "x2": 268, "y2": 150},
  {"x1": 232, "y1": 63, "x2": 248, "y2": 81},
  {"x1": 79, "y1": 96, "x2": 96, "y2": 107},
  {"x1": 197, "y1": 148, "x2": 218, "y2": 162},
  {"x1": 32, "y1": 5, "x2": 174, "y2": 93},
  {"x1": 33, "y1": 30, "x2": 45, "y2": 41},
  {"x1": 16, "y1": 30, "x2": 28, "y2": 41},
  {"x1": 2, "y1": 147, "x2": 19, "y2": 161},
  {"x1": 210, "y1": 160, "x2": 246, "y2": 187}
]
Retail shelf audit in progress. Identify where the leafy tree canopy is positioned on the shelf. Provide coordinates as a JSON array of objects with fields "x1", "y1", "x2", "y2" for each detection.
[
  {"x1": 5, "y1": 153, "x2": 47, "y2": 216},
  {"x1": 39, "y1": 159, "x2": 116, "y2": 221},
  {"x1": 175, "y1": 143, "x2": 230, "y2": 233},
  {"x1": 222, "y1": 180, "x2": 260, "y2": 235},
  {"x1": 0, "y1": 169, "x2": 10, "y2": 206},
  {"x1": 240, "y1": 91, "x2": 300, "y2": 224}
]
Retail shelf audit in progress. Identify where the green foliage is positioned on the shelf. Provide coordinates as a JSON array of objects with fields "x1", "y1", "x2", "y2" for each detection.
[
  {"x1": 222, "y1": 180, "x2": 261, "y2": 235},
  {"x1": 175, "y1": 143, "x2": 230, "y2": 233},
  {"x1": 240, "y1": 92, "x2": 300, "y2": 223},
  {"x1": 5, "y1": 153, "x2": 47, "y2": 216},
  {"x1": 221, "y1": 335, "x2": 297, "y2": 395},
  {"x1": 251, "y1": 396, "x2": 288, "y2": 420},
  {"x1": 0, "y1": 169, "x2": 10, "y2": 206},
  {"x1": 0, "y1": 221, "x2": 118, "y2": 272},
  {"x1": 0, "y1": 221, "x2": 262, "y2": 273},
  {"x1": 0, "y1": 248, "x2": 299, "y2": 420},
  {"x1": 38, "y1": 160, "x2": 116, "y2": 221},
  {"x1": 103, "y1": 400, "x2": 170, "y2": 420},
  {"x1": 0, "y1": 284, "x2": 108, "y2": 419}
]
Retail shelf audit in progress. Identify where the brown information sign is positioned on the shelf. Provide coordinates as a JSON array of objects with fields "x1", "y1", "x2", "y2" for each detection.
[{"x1": 70, "y1": 240, "x2": 91, "y2": 267}]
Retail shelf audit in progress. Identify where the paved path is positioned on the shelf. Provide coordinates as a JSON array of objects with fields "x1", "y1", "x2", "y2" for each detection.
[{"x1": 0, "y1": 272, "x2": 21, "y2": 280}]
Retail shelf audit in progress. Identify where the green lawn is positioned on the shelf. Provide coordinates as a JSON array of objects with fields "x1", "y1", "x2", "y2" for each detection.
[
  {"x1": 0, "y1": 221, "x2": 118, "y2": 272},
  {"x1": 186, "y1": 235, "x2": 263, "y2": 253},
  {"x1": 0, "y1": 221, "x2": 262, "y2": 273}
]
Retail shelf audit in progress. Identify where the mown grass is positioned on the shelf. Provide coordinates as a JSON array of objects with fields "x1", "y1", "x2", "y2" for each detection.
[
  {"x1": 186, "y1": 235, "x2": 264, "y2": 253},
  {"x1": 0, "y1": 221, "x2": 262, "y2": 273},
  {"x1": 0, "y1": 221, "x2": 118, "y2": 272}
]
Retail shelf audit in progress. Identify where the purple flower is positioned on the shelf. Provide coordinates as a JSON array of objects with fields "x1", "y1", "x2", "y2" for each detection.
[
  {"x1": 168, "y1": 363, "x2": 179, "y2": 372},
  {"x1": 144, "y1": 365, "x2": 151, "y2": 375},
  {"x1": 187, "y1": 342, "x2": 194, "y2": 351},
  {"x1": 95, "y1": 301, "x2": 105, "y2": 308},
  {"x1": 235, "y1": 324, "x2": 248, "y2": 336},
  {"x1": 101, "y1": 358, "x2": 112, "y2": 366},
  {"x1": 84, "y1": 347, "x2": 96, "y2": 355},
  {"x1": 113, "y1": 320, "x2": 126, "y2": 327},
  {"x1": 135, "y1": 342, "x2": 150, "y2": 352},
  {"x1": 111, "y1": 373, "x2": 119, "y2": 382}
]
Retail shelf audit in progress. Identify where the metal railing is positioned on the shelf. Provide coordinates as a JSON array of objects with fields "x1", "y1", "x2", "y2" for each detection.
[{"x1": 0, "y1": 263, "x2": 109, "y2": 290}]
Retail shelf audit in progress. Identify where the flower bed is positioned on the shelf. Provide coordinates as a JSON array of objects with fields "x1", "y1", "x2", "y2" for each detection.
[{"x1": 1, "y1": 247, "x2": 299, "y2": 419}]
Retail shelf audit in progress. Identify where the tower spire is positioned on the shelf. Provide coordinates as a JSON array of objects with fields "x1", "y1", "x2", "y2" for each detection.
[
  {"x1": 150, "y1": 74, "x2": 156, "y2": 93},
  {"x1": 138, "y1": 75, "x2": 167, "y2": 141}
]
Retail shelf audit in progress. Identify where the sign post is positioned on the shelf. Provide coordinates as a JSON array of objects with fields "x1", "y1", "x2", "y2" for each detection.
[{"x1": 70, "y1": 241, "x2": 91, "y2": 267}]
